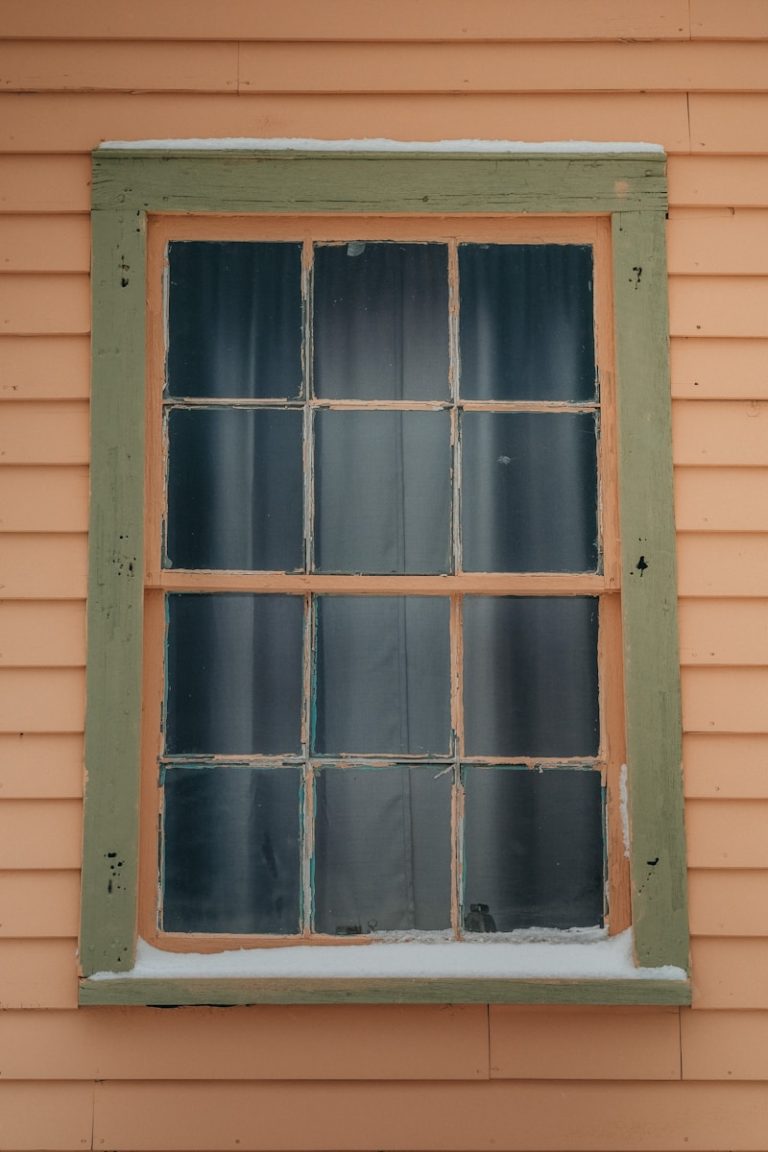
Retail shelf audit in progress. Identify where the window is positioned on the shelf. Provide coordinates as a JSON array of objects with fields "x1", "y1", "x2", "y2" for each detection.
[{"x1": 81, "y1": 145, "x2": 689, "y2": 1005}]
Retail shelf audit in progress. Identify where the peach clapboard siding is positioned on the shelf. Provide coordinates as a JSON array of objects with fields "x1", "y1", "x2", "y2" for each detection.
[{"x1": 2, "y1": 6, "x2": 768, "y2": 1151}]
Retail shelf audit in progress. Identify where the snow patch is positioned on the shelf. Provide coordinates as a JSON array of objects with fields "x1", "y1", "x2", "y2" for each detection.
[
  {"x1": 98, "y1": 137, "x2": 664, "y2": 155},
  {"x1": 89, "y1": 929, "x2": 686, "y2": 982},
  {"x1": 619, "y1": 763, "x2": 631, "y2": 860}
]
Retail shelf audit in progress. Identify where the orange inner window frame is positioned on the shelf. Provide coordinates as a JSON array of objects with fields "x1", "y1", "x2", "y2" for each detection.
[{"x1": 139, "y1": 213, "x2": 628, "y2": 953}]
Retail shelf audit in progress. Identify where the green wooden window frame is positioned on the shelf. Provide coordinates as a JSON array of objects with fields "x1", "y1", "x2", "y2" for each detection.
[{"x1": 80, "y1": 147, "x2": 689, "y2": 1006}]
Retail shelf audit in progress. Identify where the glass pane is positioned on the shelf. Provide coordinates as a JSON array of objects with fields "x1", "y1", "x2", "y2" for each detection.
[
  {"x1": 459, "y1": 244, "x2": 596, "y2": 401},
  {"x1": 314, "y1": 767, "x2": 452, "y2": 933},
  {"x1": 315, "y1": 410, "x2": 451, "y2": 574},
  {"x1": 314, "y1": 597, "x2": 451, "y2": 755},
  {"x1": 162, "y1": 766, "x2": 301, "y2": 934},
  {"x1": 463, "y1": 597, "x2": 599, "y2": 757},
  {"x1": 463, "y1": 767, "x2": 604, "y2": 930},
  {"x1": 167, "y1": 407, "x2": 304, "y2": 571},
  {"x1": 166, "y1": 594, "x2": 304, "y2": 755},
  {"x1": 314, "y1": 243, "x2": 449, "y2": 400},
  {"x1": 461, "y1": 412, "x2": 598, "y2": 573},
  {"x1": 167, "y1": 241, "x2": 303, "y2": 399}
]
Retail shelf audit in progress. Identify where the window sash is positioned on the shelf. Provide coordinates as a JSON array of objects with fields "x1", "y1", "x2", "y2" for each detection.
[{"x1": 142, "y1": 216, "x2": 624, "y2": 948}]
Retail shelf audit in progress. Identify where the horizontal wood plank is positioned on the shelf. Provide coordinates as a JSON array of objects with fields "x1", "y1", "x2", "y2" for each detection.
[
  {"x1": 0, "y1": 93, "x2": 692, "y2": 154},
  {"x1": 0, "y1": 402, "x2": 89, "y2": 464},
  {"x1": 81, "y1": 978, "x2": 691, "y2": 1008},
  {"x1": 489, "y1": 1007, "x2": 680, "y2": 1080},
  {"x1": 0, "y1": 938, "x2": 78, "y2": 1008},
  {"x1": 0, "y1": 336, "x2": 90, "y2": 400},
  {"x1": 91, "y1": 1080, "x2": 768, "y2": 1151},
  {"x1": 679, "y1": 599, "x2": 768, "y2": 665},
  {"x1": 675, "y1": 468, "x2": 768, "y2": 531},
  {"x1": 0, "y1": 466, "x2": 89, "y2": 534},
  {"x1": 0, "y1": 668, "x2": 84, "y2": 733},
  {"x1": 0, "y1": 1005, "x2": 488, "y2": 1081},
  {"x1": 691, "y1": 95, "x2": 768, "y2": 154},
  {"x1": 684, "y1": 733, "x2": 768, "y2": 799},
  {"x1": 691, "y1": 0, "x2": 768, "y2": 39},
  {"x1": 0, "y1": 732, "x2": 83, "y2": 799},
  {"x1": 668, "y1": 209, "x2": 768, "y2": 275},
  {"x1": 0, "y1": 214, "x2": 90, "y2": 273},
  {"x1": 682, "y1": 1010, "x2": 768, "y2": 1081},
  {"x1": 671, "y1": 339, "x2": 768, "y2": 400},
  {"x1": 0, "y1": 800, "x2": 82, "y2": 869},
  {"x1": 682, "y1": 668, "x2": 768, "y2": 734},
  {"x1": 669, "y1": 278, "x2": 768, "y2": 339},
  {"x1": 0, "y1": 155, "x2": 91, "y2": 213},
  {"x1": 0, "y1": 1082, "x2": 93, "y2": 1149},
  {"x1": 689, "y1": 871, "x2": 768, "y2": 936},
  {"x1": 0, "y1": 274, "x2": 90, "y2": 336},
  {"x1": 687, "y1": 800, "x2": 768, "y2": 868},
  {"x1": 0, "y1": 40, "x2": 238, "y2": 94},
  {"x1": 0, "y1": 534, "x2": 88, "y2": 599},
  {"x1": 0, "y1": 601, "x2": 85, "y2": 667},
  {"x1": 0, "y1": 0, "x2": 692, "y2": 41},
  {"x1": 0, "y1": 870, "x2": 79, "y2": 937},
  {"x1": 692, "y1": 938, "x2": 768, "y2": 1009},
  {"x1": 669, "y1": 157, "x2": 768, "y2": 208},
  {"x1": 237, "y1": 41, "x2": 768, "y2": 94},
  {"x1": 677, "y1": 534, "x2": 768, "y2": 598},
  {"x1": 672, "y1": 400, "x2": 768, "y2": 465}
]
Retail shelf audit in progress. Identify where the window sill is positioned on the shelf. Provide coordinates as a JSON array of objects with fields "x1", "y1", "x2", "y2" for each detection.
[{"x1": 79, "y1": 931, "x2": 690, "y2": 1006}]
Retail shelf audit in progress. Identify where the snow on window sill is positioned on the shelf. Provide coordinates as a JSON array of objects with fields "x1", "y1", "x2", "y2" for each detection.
[{"x1": 89, "y1": 928, "x2": 686, "y2": 983}]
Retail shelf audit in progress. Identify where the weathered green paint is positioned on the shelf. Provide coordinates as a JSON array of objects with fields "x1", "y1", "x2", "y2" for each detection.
[
  {"x1": 612, "y1": 210, "x2": 689, "y2": 971},
  {"x1": 92, "y1": 152, "x2": 667, "y2": 216},
  {"x1": 79, "y1": 976, "x2": 690, "y2": 1007},
  {"x1": 81, "y1": 147, "x2": 686, "y2": 1001},
  {"x1": 81, "y1": 206, "x2": 147, "y2": 974}
]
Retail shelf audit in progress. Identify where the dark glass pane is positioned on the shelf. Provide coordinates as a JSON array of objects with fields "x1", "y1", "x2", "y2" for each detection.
[
  {"x1": 166, "y1": 407, "x2": 303, "y2": 572},
  {"x1": 463, "y1": 767, "x2": 604, "y2": 930},
  {"x1": 463, "y1": 597, "x2": 599, "y2": 757},
  {"x1": 314, "y1": 243, "x2": 449, "y2": 400},
  {"x1": 314, "y1": 597, "x2": 451, "y2": 755},
  {"x1": 162, "y1": 766, "x2": 301, "y2": 934},
  {"x1": 315, "y1": 410, "x2": 451, "y2": 574},
  {"x1": 461, "y1": 412, "x2": 598, "y2": 573},
  {"x1": 167, "y1": 241, "x2": 302, "y2": 399},
  {"x1": 459, "y1": 244, "x2": 595, "y2": 401},
  {"x1": 166, "y1": 594, "x2": 304, "y2": 755},
  {"x1": 314, "y1": 767, "x2": 452, "y2": 933}
]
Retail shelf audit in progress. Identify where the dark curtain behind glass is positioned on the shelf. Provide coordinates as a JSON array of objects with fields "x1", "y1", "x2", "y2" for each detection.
[
  {"x1": 314, "y1": 767, "x2": 452, "y2": 933},
  {"x1": 458, "y1": 244, "x2": 596, "y2": 401},
  {"x1": 163, "y1": 240, "x2": 602, "y2": 935},
  {"x1": 162, "y1": 766, "x2": 302, "y2": 934},
  {"x1": 313, "y1": 242, "x2": 450, "y2": 400},
  {"x1": 463, "y1": 767, "x2": 604, "y2": 930},
  {"x1": 167, "y1": 242, "x2": 303, "y2": 399}
]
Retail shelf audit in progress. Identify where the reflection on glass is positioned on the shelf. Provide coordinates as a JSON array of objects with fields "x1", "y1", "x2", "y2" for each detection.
[
  {"x1": 314, "y1": 597, "x2": 451, "y2": 755},
  {"x1": 459, "y1": 244, "x2": 596, "y2": 401},
  {"x1": 461, "y1": 412, "x2": 598, "y2": 573},
  {"x1": 167, "y1": 407, "x2": 304, "y2": 571},
  {"x1": 463, "y1": 767, "x2": 604, "y2": 930},
  {"x1": 166, "y1": 594, "x2": 304, "y2": 755},
  {"x1": 315, "y1": 410, "x2": 451, "y2": 574},
  {"x1": 314, "y1": 767, "x2": 452, "y2": 933},
  {"x1": 162, "y1": 766, "x2": 301, "y2": 934},
  {"x1": 463, "y1": 597, "x2": 599, "y2": 757},
  {"x1": 167, "y1": 242, "x2": 303, "y2": 399},
  {"x1": 314, "y1": 243, "x2": 450, "y2": 399}
]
